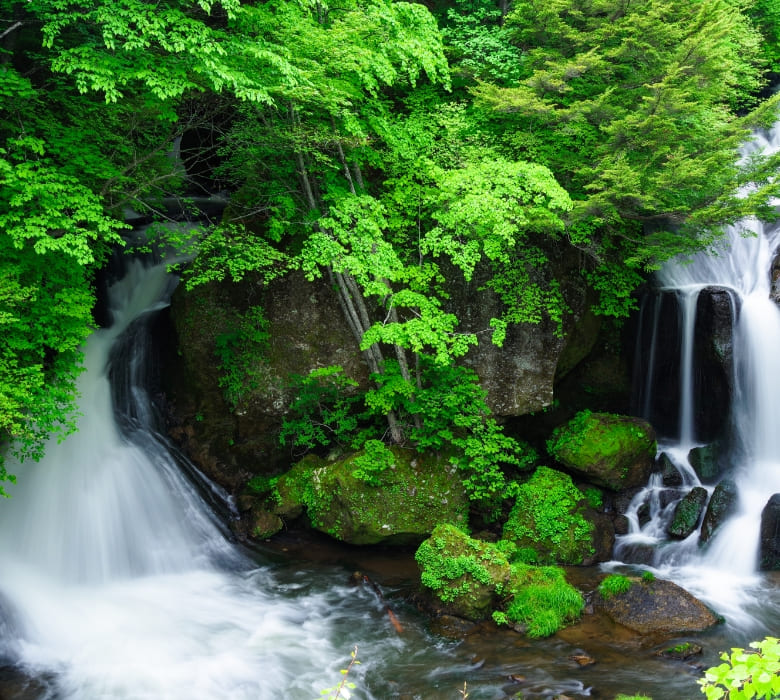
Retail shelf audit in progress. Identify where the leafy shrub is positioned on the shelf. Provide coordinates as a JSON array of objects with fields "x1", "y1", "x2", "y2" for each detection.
[
  {"x1": 350, "y1": 439, "x2": 395, "y2": 486},
  {"x1": 598, "y1": 574, "x2": 633, "y2": 599},
  {"x1": 698, "y1": 636, "x2": 780, "y2": 699}
]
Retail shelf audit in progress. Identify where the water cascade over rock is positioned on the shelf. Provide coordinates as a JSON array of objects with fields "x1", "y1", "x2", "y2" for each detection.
[{"x1": 621, "y1": 125, "x2": 780, "y2": 633}]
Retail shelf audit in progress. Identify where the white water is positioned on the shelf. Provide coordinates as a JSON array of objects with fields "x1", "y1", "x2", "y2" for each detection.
[
  {"x1": 618, "y1": 128, "x2": 780, "y2": 632},
  {"x1": 0, "y1": 258, "x2": 404, "y2": 699}
]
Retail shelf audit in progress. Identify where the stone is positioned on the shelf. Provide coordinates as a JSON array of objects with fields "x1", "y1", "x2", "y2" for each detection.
[
  {"x1": 688, "y1": 443, "x2": 725, "y2": 484},
  {"x1": 699, "y1": 479, "x2": 738, "y2": 545},
  {"x1": 759, "y1": 493, "x2": 780, "y2": 571},
  {"x1": 667, "y1": 487, "x2": 708, "y2": 539},
  {"x1": 502, "y1": 466, "x2": 611, "y2": 566},
  {"x1": 275, "y1": 448, "x2": 469, "y2": 545},
  {"x1": 415, "y1": 524, "x2": 511, "y2": 621},
  {"x1": 547, "y1": 411, "x2": 656, "y2": 491},
  {"x1": 657, "y1": 453, "x2": 683, "y2": 487},
  {"x1": 594, "y1": 578, "x2": 719, "y2": 636}
]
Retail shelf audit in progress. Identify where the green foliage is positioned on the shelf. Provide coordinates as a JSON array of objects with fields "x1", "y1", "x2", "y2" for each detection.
[
  {"x1": 698, "y1": 637, "x2": 780, "y2": 700},
  {"x1": 214, "y1": 305, "x2": 270, "y2": 408},
  {"x1": 598, "y1": 574, "x2": 633, "y2": 599},
  {"x1": 349, "y1": 439, "x2": 395, "y2": 486},
  {"x1": 503, "y1": 466, "x2": 594, "y2": 565},
  {"x1": 499, "y1": 562, "x2": 584, "y2": 638},
  {"x1": 641, "y1": 570, "x2": 656, "y2": 583},
  {"x1": 321, "y1": 646, "x2": 360, "y2": 700},
  {"x1": 473, "y1": 0, "x2": 780, "y2": 316},
  {"x1": 279, "y1": 366, "x2": 370, "y2": 453},
  {"x1": 584, "y1": 486, "x2": 603, "y2": 510}
]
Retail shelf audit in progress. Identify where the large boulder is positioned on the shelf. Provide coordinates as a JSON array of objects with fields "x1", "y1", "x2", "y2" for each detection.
[
  {"x1": 759, "y1": 493, "x2": 780, "y2": 571},
  {"x1": 700, "y1": 479, "x2": 738, "y2": 545},
  {"x1": 594, "y1": 577, "x2": 719, "y2": 636},
  {"x1": 501, "y1": 466, "x2": 613, "y2": 565},
  {"x1": 547, "y1": 411, "x2": 656, "y2": 491},
  {"x1": 688, "y1": 443, "x2": 726, "y2": 484},
  {"x1": 272, "y1": 447, "x2": 469, "y2": 545},
  {"x1": 667, "y1": 486, "x2": 708, "y2": 539}
]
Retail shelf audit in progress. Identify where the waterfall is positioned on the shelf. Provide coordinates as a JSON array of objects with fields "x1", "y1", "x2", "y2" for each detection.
[
  {"x1": 0, "y1": 255, "x2": 398, "y2": 699},
  {"x1": 622, "y1": 129, "x2": 780, "y2": 631}
]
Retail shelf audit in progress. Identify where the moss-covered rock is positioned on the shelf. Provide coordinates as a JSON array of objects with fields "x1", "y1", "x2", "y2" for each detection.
[
  {"x1": 274, "y1": 448, "x2": 468, "y2": 545},
  {"x1": 667, "y1": 486, "x2": 708, "y2": 539},
  {"x1": 415, "y1": 524, "x2": 511, "y2": 620},
  {"x1": 501, "y1": 466, "x2": 601, "y2": 565},
  {"x1": 547, "y1": 411, "x2": 656, "y2": 491},
  {"x1": 415, "y1": 525, "x2": 584, "y2": 634}
]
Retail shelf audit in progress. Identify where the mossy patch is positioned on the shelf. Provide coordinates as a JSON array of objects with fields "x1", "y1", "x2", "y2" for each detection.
[
  {"x1": 547, "y1": 411, "x2": 656, "y2": 491},
  {"x1": 416, "y1": 525, "x2": 583, "y2": 635},
  {"x1": 275, "y1": 448, "x2": 468, "y2": 545},
  {"x1": 502, "y1": 466, "x2": 595, "y2": 565},
  {"x1": 416, "y1": 523, "x2": 511, "y2": 620}
]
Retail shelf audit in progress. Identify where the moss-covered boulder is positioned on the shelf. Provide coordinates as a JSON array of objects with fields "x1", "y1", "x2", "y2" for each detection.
[
  {"x1": 274, "y1": 447, "x2": 468, "y2": 545},
  {"x1": 594, "y1": 577, "x2": 719, "y2": 636},
  {"x1": 415, "y1": 525, "x2": 584, "y2": 634},
  {"x1": 700, "y1": 478, "x2": 738, "y2": 545},
  {"x1": 667, "y1": 486, "x2": 708, "y2": 539},
  {"x1": 415, "y1": 524, "x2": 511, "y2": 620},
  {"x1": 501, "y1": 466, "x2": 608, "y2": 565},
  {"x1": 547, "y1": 411, "x2": 656, "y2": 491}
]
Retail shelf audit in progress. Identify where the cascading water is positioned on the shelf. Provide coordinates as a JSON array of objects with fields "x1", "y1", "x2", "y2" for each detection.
[
  {"x1": 621, "y1": 124, "x2": 780, "y2": 634},
  {"x1": 0, "y1": 254, "x2": 427, "y2": 699}
]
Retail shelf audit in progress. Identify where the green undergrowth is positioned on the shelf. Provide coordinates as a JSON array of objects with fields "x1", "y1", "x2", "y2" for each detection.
[{"x1": 598, "y1": 573, "x2": 633, "y2": 599}]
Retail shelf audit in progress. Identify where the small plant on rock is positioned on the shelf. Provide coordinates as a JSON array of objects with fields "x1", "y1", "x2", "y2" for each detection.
[{"x1": 598, "y1": 574, "x2": 632, "y2": 599}]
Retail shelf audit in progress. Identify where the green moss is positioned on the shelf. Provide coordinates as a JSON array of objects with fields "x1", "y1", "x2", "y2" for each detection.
[
  {"x1": 598, "y1": 574, "x2": 633, "y2": 599},
  {"x1": 502, "y1": 466, "x2": 594, "y2": 565},
  {"x1": 500, "y1": 562, "x2": 584, "y2": 638},
  {"x1": 546, "y1": 411, "x2": 656, "y2": 491},
  {"x1": 415, "y1": 523, "x2": 511, "y2": 620}
]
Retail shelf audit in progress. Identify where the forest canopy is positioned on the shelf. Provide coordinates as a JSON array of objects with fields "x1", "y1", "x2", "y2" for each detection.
[{"x1": 2, "y1": 0, "x2": 780, "y2": 491}]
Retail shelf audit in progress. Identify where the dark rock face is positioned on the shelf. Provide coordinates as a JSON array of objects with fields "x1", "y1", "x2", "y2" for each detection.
[
  {"x1": 163, "y1": 272, "x2": 369, "y2": 486},
  {"x1": 449, "y1": 247, "x2": 594, "y2": 416},
  {"x1": 657, "y1": 453, "x2": 683, "y2": 487},
  {"x1": 688, "y1": 443, "x2": 726, "y2": 484},
  {"x1": 667, "y1": 487, "x2": 708, "y2": 539},
  {"x1": 700, "y1": 479, "x2": 738, "y2": 545},
  {"x1": 759, "y1": 493, "x2": 780, "y2": 571},
  {"x1": 632, "y1": 288, "x2": 734, "y2": 443},
  {"x1": 594, "y1": 578, "x2": 719, "y2": 636}
]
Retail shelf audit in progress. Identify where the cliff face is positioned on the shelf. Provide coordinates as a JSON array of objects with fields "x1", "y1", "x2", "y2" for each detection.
[{"x1": 162, "y1": 250, "x2": 627, "y2": 491}]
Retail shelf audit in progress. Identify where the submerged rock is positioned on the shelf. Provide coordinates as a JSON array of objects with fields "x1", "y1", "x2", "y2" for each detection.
[
  {"x1": 759, "y1": 493, "x2": 780, "y2": 571},
  {"x1": 657, "y1": 452, "x2": 683, "y2": 487},
  {"x1": 547, "y1": 411, "x2": 656, "y2": 491},
  {"x1": 667, "y1": 487, "x2": 708, "y2": 539},
  {"x1": 699, "y1": 479, "x2": 738, "y2": 545},
  {"x1": 594, "y1": 578, "x2": 719, "y2": 636}
]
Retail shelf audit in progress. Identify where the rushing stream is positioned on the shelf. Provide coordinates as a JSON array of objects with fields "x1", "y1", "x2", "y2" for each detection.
[{"x1": 2, "y1": 169, "x2": 780, "y2": 696}]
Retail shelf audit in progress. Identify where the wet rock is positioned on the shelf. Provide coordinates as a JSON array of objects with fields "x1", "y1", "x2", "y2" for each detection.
[
  {"x1": 759, "y1": 493, "x2": 780, "y2": 571},
  {"x1": 655, "y1": 641, "x2": 703, "y2": 660},
  {"x1": 667, "y1": 487, "x2": 708, "y2": 539},
  {"x1": 594, "y1": 578, "x2": 719, "y2": 635},
  {"x1": 547, "y1": 412, "x2": 656, "y2": 491},
  {"x1": 613, "y1": 486, "x2": 645, "y2": 515},
  {"x1": 657, "y1": 453, "x2": 683, "y2": 487},
  {"x1": 660, "y1": 488, "x2": 685, "y2": 510},
  {"x1": 699, "y1": 479, "x2": 738, "y2": 545},
  {"x1": 613, "y1": 514, "x2": 630, "y2": 536},
  {"x1": 615, "y1": 543, "x2": 656, "y2": 566},
  {"x1": 688, "y1": 443, "x2": 725, "y2": 484},
  {"x1": 275, "y1": 449, "x2": 469, "y2": 545},
  {"x1": 637, "y1": 500, "x2": 652, "y2": 528}
]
